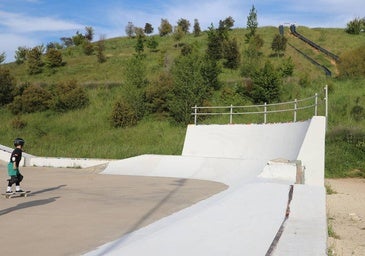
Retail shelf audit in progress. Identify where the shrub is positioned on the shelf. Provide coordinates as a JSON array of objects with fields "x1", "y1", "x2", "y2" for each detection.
[
  {"x1": 21, "y1": 84, "x2": 52, "y2": 113},
  {"x1": 145, "y1": 72, "x2": 173, "y2": 114},
  {"x1": 0, "y1": 68, "x2": 16, "y2": 106},
  {"x1": 351, "y1": 105, "x2": 364, "y2": 122},
  {"x1": 52, "y1": 80, "x2": 89, "y2": 112},
  {"x1": 45, "y1": 48, "x2": 63, "y2": 68},
  {"x1": 279, "y1": 57, "x2": 294, "y2": 77},
  {"x1": 251, "y1": 61, "x2": 281, "y2": 103},
  {"x1": 345, "y1": 18, "x2": 362, "y2": 34},
  {"x1": 27, "y1": 47, "x2": 43, "y2": 75},
  {"x1": 223, "y1": 38, "x2": 241, "y2": 69},
  {"x1": 110, "y1": 98, "x2": 138, "y2": 128},
  {"x1": 338, "y1": 45, "x2": 365, "y2": 78},
  {"x1": 11, "y1": 116, "x2": 27, "y2": 129},
  {"x1": 96, "y1": 39, "x2": 107, "y2": 63},
  {"x1": 14, "y1": 46, "x2": 28, "y2": 65},
  {"x1": 82, "y1": 41, "x2": 94, "y2": 55}
]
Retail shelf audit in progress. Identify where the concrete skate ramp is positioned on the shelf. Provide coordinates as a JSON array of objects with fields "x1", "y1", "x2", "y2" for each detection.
[
  {"x1": 102, "y1": 119, "x2": 312, "y2": 186},
  {"x1": 86, "y1": 117, "x2": 327, "y2": 255}
]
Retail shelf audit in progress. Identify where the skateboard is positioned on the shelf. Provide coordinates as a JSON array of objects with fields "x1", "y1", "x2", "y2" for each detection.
[{"x1": 2, "y1": 191, "x2": 31, "y2": 199}]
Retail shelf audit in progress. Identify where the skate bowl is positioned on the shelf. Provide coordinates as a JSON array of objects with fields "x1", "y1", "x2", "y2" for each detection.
[{"x1": 84, "y1": 116, "x2": 327, "y2": 256}]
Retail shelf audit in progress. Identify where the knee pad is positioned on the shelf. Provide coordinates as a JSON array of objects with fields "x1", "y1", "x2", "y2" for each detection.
[
  {"x1": 18, "y1": 173, "x2": 23, "y2": 182},
  {"x1": 9, "y1": 176, "x2": 18, "y2": 184}
]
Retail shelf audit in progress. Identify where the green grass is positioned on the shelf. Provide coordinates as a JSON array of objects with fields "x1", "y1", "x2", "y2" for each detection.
[{"x1": 1, "y1": 26, "x2": 364, "y2": 178}]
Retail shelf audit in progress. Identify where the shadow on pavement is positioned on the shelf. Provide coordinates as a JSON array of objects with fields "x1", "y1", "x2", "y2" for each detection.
[
  {"x1": 30, "y1": 184, "x2": 67, "y2": 196},
  {"x1": 0, "y1": 197, "x2": 60, "y2": 216}
]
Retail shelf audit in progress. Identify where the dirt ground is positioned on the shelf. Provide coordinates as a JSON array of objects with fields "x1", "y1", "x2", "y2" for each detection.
[
  {"x1": 326, "y1": 178, "x2": 365, "y2": 256},
  {"x1": 0, "y1": 161, "x2": 227, "y2": 256}
]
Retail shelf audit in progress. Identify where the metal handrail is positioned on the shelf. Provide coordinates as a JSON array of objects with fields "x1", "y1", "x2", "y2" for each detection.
[{"x1": 192, "y1": 85, "x2": 328, "y2": 125}]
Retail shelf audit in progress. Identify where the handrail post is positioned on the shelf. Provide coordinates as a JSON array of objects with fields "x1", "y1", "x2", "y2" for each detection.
[
  {"x1": 264, "y1": 102, "x2": 267, "y2": 124},
  {"x1": 294, "y1": 99, "x2": 297, "y2": 122},
  {"x1": 230, "y1": 104, "x2": 233, "y2": 124},
  {"x1": 194, "y1": 105, "x2": 197, "y2": 125},
  {"x1": 315, "y1": 93, "x2": 318, "y2": 116},
  {"x1": 325, "y1": 85, "x2": 328, "y2": 130}
]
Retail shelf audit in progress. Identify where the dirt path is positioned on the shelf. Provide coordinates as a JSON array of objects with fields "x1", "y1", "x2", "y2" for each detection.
[
  {"x1": 326, "y1": 178, "x2": 365, "y2": 256},
  {"x1": 0, "y1": 162, "x2": 227, "y2": 256}
]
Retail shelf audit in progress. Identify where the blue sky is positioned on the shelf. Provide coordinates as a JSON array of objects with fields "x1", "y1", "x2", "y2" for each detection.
[{"x1": 0, "y1": 0, "x2": 363, "y2": 63}]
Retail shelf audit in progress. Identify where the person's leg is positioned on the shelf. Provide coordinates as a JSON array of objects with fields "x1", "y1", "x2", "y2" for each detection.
[
  {"x1": 15, "y1": 173, "x2": 24, "y2": 192},
  {"x1": 6, "y1": 176, "x2": 16, "y2": 193}
]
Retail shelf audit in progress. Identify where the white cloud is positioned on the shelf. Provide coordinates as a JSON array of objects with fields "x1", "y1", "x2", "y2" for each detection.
[
  {"x1": 0, "y1": 33, "x2": 38, "y2": 62},
  {"x1": 0, "y1": 10, "x2": 84, "y2": 33}
]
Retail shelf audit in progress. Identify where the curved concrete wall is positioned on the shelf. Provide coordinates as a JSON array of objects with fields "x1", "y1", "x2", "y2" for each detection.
[{"x1": 182, "y1": 120, "x2": 310, "y2": 161}]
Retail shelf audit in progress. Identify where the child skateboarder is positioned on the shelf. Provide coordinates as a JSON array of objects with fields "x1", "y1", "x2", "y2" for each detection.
[{"x1": 6, "y1": 138, "x2": 25, "y2": 194}]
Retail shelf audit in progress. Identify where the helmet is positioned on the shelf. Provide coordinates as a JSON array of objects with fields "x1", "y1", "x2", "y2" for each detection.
[{"x1": 14, "y1": 138, "x2": 25, "y2": 147}]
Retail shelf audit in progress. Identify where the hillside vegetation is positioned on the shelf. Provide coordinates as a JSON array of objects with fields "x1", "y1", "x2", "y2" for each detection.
[{"x1": 0, "y1": 26, "x2": 364, "y2": 177}]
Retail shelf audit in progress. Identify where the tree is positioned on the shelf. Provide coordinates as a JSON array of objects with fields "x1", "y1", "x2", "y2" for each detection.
[
  {"x1": 125, "y1": 22, "x2": 135, "y2": 38},
  {"x1": 84, "y1": 26, "x2": 94, "y2": 41},
  {"x1": 279, "y1": 57, "x2": 294, "y2": 77},
  {"x1": 271, "y1": 34, "x2": 287, "y2": 57},
  {"x1": 0, "y1": 52, "x2": 5, "y2": 64},
  {"x1": 0, "y1": 68, "x2": 16, "y2": 106},
  {"x1": 96, "y1": 36, "x2": 107, "y2": 63},
  {"x1": 177, "y1": 18, "x2": 190, "y2": 34},
  {"x1": 173, "y1": 25, "x2": 184, "y2": 41},
  {"x1": 168, "y1": 53, "x2": 211, "y2": 124},
  {"x1": 14, "y1": 46, "x2": 28, "y2": 64},
  {"x1": 241, "y1": 34, "x2": 264, "y2": 77},
  {"x1": 158, "y1": 19, "x2": 172, "y2": 36},
  {"x1": 201, "y1": 56, "x2": 222, "y2": 90},
  {"x1": 145, "y1": 72, "x2": 173, "y2": 114},
  {"x1": 45, "y1": 48, "x2": 63, "y2": 68},
  {"x1": 193, "y1": 19, "x2": 201, "y2": 37},
  {"x1": 245, "y1": 5, "x2": 258, "y2": 42},
  {"x1": 72, "y1": 31, "x2": 86, "y2": 46},
  {"x1": 144, "y1": 23, "x2": 154, "y2": 34},
  {"x1": 251, "y1": 61, "x2": 281, "y2": 103},
  {"x1": 47, "y1": 42, "x2": 64, "y2": 50},
  {"x1": 206, "y1": 24, "x2": 224, "y2": 60},
  {"x1": 82, "y1": 41, "x2": 94, "y2": 55},
  {"x1": 111, "y1": 56, "x2": 148, "y2": 127},
  {"x1": 223, "y1": 38, "x2": 241, "y2": 69},
  {"x1": 222, "y1": 16, "x2": 235, "y2": 30},
  {"x1": 27, "y1": 46, "x2": 43, "y2": 75},
  {"x1": 134, "y1": 27, "x2": 145, "y2": 37},
  {"x1": 60, "y1": 37, "x2": 73, "y2": 48},
  {"x1": 134, "y1": 35, "x2": 144, "y2": 56},
  {"x1": 146, "y1": 36, "x2": 158, "y2": 52}
]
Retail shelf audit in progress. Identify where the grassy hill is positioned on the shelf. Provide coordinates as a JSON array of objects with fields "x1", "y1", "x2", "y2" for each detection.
[{"x1": 0, "y1": 26, "x2": 364, "y2": 177}]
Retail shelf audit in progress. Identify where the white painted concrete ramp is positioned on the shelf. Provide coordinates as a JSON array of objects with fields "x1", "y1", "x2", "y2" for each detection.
[{"x1": 85, "y1": 116, "x2": 327, "y2": 256}]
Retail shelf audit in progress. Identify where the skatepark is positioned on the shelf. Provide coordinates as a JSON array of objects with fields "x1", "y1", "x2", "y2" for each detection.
[{"x1": 0, "y1": 116, "x2": 327, "y2": 255}]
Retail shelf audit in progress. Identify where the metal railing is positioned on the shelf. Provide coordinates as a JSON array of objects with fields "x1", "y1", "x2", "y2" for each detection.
[{"x1": 192, "y1": 85, "x2": 328, "y2": 126}]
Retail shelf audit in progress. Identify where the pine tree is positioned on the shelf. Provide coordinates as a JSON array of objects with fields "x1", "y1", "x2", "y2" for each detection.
[
  {"x1": 193, "y1": 19, "x2": 201, "y2": 37},
  {"x1": 245, "y1": 5, "x2": 258, "y2": 42}
]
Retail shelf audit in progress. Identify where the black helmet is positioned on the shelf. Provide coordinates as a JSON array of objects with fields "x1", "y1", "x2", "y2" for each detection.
[{"x1": 14, "y1": 138, "x2": 25, "y2": 147}]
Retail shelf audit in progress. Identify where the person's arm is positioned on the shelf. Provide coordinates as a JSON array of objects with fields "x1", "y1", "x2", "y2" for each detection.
[{"x1": 12, "y1": 155, "x2": 18, "y2": 169}]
